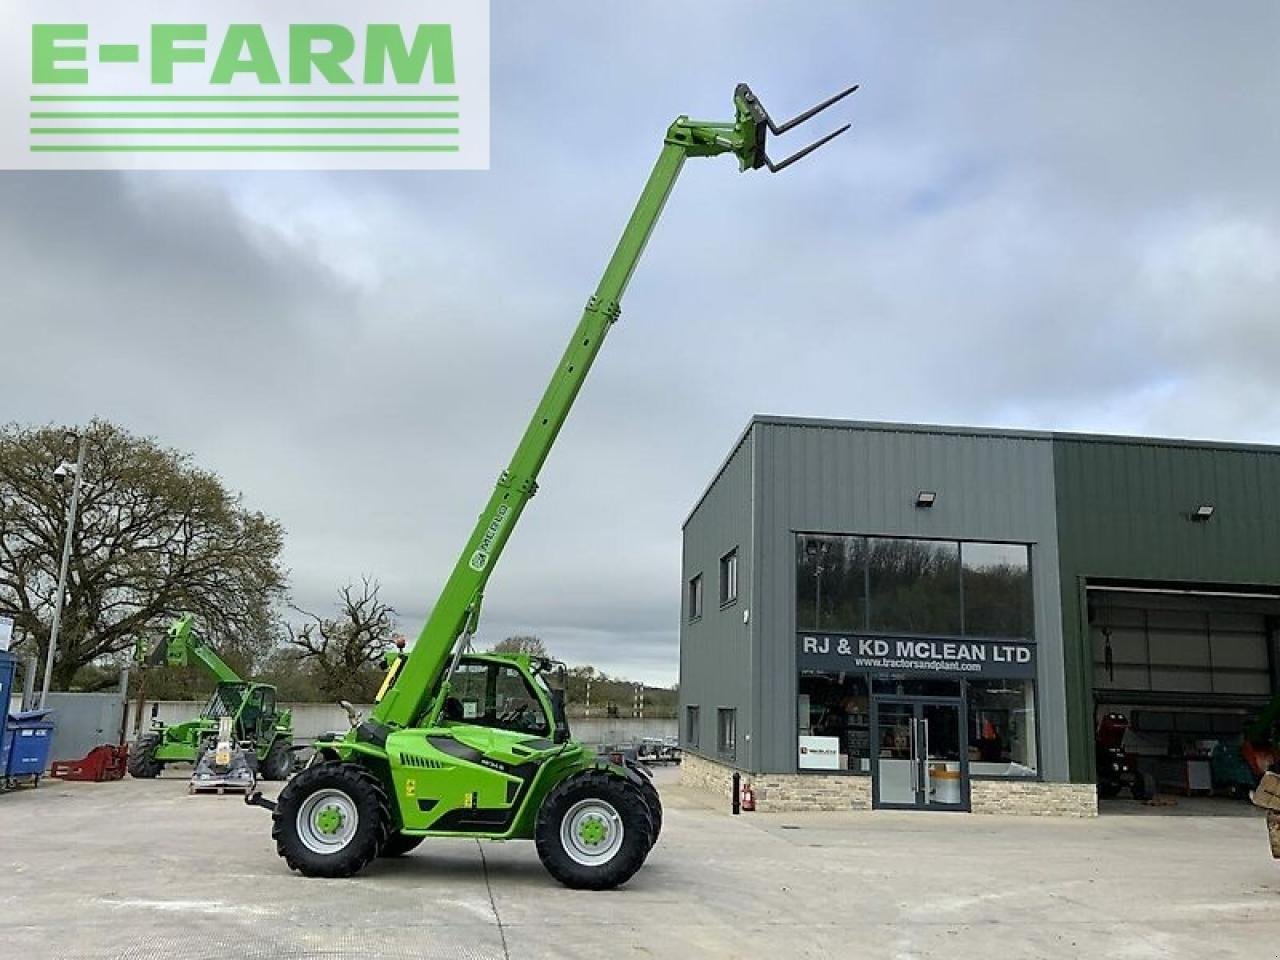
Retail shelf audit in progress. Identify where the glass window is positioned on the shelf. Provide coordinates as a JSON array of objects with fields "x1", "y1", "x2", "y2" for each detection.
[
  {"x1": 688, "y1": 574, "x2": 703, "y2": 621},
  {"x1": 451, "y1": 661, "x2": 489, "y2": 720},
  {"x1": 445, "y1": 660, "x2": 549, "y2": 735},
  {"x1": 720, "y1": 549, "x2": 739, "y2": 606},
  {"x1": 961, "y1": 542, "x2": 1032, "y2": 639},
  {"x1": 796, "y1": 534, "x2": 868, "y2": 631},
  {"x1": 685, "y1": 705, "x2": 700, "y2": 748},
  {"x1": 872, "y1": 675, "x2": 962, "y2": 698},
  {"x1": 494, "y1": 665, "x2": 550, "y2": 735},
  {"x1": 717, "y1": 708, "x2": 737, "y2": 758},
  {"x1": 867, "y1": 538, "x2": 961, "y2": 635},
  {"x1": 798, "y1": 671, "x2": 870, "y2": 773},
  {"x1": 967, "y1": 679, "x2": 1037, "y2": 776}
]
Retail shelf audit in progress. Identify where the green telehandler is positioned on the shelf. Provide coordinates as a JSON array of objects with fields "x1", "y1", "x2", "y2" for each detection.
[
  {"x1": 129, "y1": 614, "x2": 294, "y2": 781},
  {"x1": 248, "y1": 82, "x2": 856, "y2": 889}
]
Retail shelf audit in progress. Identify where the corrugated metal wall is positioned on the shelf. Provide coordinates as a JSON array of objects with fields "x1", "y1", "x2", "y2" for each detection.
[
  {"x1": 1054, "y1": 437, "x2": 1280, "y2": 780},
  {"x1": 679, "y1": 429, "x2": 755, "y2": 766},
  {"x1": 750, "y1": 418, "x2": 1070, "y2": 780}
]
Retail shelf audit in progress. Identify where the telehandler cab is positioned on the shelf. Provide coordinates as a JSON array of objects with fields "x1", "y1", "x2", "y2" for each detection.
[{"x1": 251, "y1": 82, "x2": 856, "y2": 889}]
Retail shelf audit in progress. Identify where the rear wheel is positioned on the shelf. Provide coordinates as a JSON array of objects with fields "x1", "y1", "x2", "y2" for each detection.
[
  {"x1": 632, "y1": 770, "x2": 663, "y2": 845},
  {"x1": 128, "y1": 733, "x2": 164, "y2": 779},
  {"x1": 260, "y1": 737, "x2": 293, "y2": 781},
  {"x1": 380, "y1": 832, "x2": 426, "y2": 857},
  {"x1": 535, "y1": 770, "x2": 653, "y2": 890},
  {"x1": 272, "y1": 762, "x2": 389, "y2": 878}
]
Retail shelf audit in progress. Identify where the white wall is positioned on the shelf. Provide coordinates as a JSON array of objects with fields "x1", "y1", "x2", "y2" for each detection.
[{"x1": 123, "y1": 700, "x2": 675, "y2": 747}]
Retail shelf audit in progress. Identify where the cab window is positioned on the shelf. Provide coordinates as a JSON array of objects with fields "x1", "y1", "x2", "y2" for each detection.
[
  {"x1": 445, "y1": 660, "x2": 549, "y2": 736},
  {"x1": 494, "y1": 665, "x2": 549, "y2": 735},
  {"x1": 451, "y1": 662, "x2": 489, "y2": 720}
]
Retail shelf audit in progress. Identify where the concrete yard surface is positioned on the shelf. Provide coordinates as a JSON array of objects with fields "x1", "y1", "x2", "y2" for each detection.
[{"x1": 2, "y1": 768, "x2": 1278, "y2": 959}]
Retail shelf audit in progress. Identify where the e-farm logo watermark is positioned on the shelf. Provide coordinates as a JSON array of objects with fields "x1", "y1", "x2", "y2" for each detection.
[{"x1": 0, "y1": 1, "x2": 489, "y2": 170}]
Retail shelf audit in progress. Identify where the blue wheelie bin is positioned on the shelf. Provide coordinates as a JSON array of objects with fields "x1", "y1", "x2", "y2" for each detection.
[
  {"x1": 0, "y1": 650, "x2": 15, "y2": 780},
  {"x1": 5, "y1": 708, "x2": 55, "y2": 787}
]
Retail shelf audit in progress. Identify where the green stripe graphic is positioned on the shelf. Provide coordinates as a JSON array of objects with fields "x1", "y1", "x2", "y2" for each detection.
[
  {"x1": 31, "y1": 128, "x2": 460, "y2": 136},
  {"x1": 31, "y1": 145, "x2": 462, "y2": 153},
  {"x1": 32, "y1": 112, "x2": 459, "y2": 119},
  {"x1": 31, "y1": 95, "x2": 459, "y2": 103}
]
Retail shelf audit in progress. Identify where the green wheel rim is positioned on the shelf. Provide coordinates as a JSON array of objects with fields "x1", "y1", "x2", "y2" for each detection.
[
  {"x1": 296, "y1": 788, "x2": 359, "y2": 855},
  {"x1": 560, "y1": 798, "x2": 624, "y2": 867}
]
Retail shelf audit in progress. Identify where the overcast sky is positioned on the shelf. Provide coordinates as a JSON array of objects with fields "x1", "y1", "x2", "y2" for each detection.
[{"x1": 2, "y1": 3, "x2": 1278, "y2": 684}]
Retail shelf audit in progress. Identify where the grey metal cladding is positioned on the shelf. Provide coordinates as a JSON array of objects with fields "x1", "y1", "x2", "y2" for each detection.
[
  {"x1": 749, "y1": 417, "x2": 1068, "y2": 780},
  {"x1": 679, "y1": 429, "x2": 754, "y2": 767},
  {"x1": 1053, "y1": 436, "x2": 1280, "y2": 780}
]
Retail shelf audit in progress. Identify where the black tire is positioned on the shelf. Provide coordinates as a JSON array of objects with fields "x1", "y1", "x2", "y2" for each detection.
[
  {"x1": 272, "y1": 762, "x2": 390, "y2": 878},
  {"x1": 534, "y1": 770, "x2": 653, "y2": 890},
  {"x1": 128, "y1": 733, "x2": 164, "y2": 779},
  {"x1": 1097, "y1": 780, "x2": 1121, "y2": 800},
  {"x1": 260, "y1": 738, "x2": 293, "y2": 781},
  {"x1": 380, "y1": 832, "x2": 426, "y2": 857},
  {"x1": 633, "y1": 770, "x2": 663, "y2": 845}
]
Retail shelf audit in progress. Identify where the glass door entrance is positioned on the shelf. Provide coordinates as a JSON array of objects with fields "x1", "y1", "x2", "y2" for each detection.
[{"x1": 873, "y1": 698, "x2": 967, "y2": 810}]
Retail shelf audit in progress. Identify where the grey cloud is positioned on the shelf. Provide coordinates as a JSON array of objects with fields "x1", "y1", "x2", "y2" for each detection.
[{"x1": 3, "y1": 2, "x2": 1279, "y2": 683}]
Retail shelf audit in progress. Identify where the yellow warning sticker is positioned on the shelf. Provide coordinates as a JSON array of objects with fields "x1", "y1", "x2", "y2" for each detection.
[{"x1": 405, "y1": 779, "x2": 416, "y2": 797}]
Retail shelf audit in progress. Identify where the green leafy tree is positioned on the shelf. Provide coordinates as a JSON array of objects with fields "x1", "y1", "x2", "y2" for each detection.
[{"x1": 0, "y1": 420, "x2": 285, "y2": 690}]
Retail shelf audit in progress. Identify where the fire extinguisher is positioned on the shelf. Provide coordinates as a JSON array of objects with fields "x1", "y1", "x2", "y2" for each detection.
[{"x1": 741, "y1": 781, "x2": 756, "y2": 812}]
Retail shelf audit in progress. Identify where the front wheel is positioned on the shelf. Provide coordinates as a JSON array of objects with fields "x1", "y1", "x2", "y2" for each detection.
[
  {"x1": 128, "y1": 733, "x2": 164, "y2": 779},
  {"x1": 272, "y1": 762, "x2": 389, "y2": 878},
  {"x1": 535, "y1": 770, "x2": 653, "y2": 890}
]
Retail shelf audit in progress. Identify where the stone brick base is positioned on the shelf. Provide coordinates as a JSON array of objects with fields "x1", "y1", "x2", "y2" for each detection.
[
  {"x1": 969, "y1": 779, "x2": 1097, "y2": 817},
  {"x1": 681, "y1": 752, "x2": 1097, "y2": 817},
  {"x1": 681, "y1": 752, "x2": 869, "y2": 812}
]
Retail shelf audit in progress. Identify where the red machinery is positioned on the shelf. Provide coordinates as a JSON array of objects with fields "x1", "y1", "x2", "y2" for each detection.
[{"x1": 50, "y1": 744, "x2": 128, "y2": 782}]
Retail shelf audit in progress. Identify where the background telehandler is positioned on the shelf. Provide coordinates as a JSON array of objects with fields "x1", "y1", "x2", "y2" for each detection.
[
  {"x1": 129, "y1": 614, "x2": 294, "y2": 781},
  {"x1": 253, "y1": 82, "x2": 856, "y2": 889}
]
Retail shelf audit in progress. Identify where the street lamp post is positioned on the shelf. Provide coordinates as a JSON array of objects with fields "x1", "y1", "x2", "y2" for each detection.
[{"x1": 40, "y1": 432, "x2": 88, "y2": 709}]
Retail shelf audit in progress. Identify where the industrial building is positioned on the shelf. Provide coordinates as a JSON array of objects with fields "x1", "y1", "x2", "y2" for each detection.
[{"x1": 678, "y1": 416, "x2": 1280, "y2": 815}]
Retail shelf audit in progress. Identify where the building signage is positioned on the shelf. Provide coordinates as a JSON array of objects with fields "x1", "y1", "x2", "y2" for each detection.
[
  {"x1": 796, "y1": 633, "x2": 1036, "y2": 679},
  {"x1": 798, "y1": 735, "x2": 841, "y2": 770}
]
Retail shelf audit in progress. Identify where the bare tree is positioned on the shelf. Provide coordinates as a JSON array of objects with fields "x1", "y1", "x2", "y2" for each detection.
[
  {"x1": 288, "y1": 577, "x2": 397, "y2": 701},
  {"x1": 489, "y1": 635, "x2": 548, "y2": 657},
  {"x1": 0, "y1": 420, "x2": 286, "y2": 689}
]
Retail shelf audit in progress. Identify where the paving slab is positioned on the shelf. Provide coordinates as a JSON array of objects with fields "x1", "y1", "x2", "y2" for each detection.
[{"x1": 1, "y1": 768, "x2": 1276, "y2": 959}]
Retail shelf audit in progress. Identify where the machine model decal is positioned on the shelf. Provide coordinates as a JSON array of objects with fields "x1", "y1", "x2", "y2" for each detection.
[{"x1": 469, "y1": 503, "x2": 511, "y2": 571}]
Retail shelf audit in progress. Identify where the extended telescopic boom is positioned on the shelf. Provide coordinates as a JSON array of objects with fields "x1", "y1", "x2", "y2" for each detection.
[
  {"x1": 367, "y1": 83, "x2": 857, "y2": 737},
  {"x1": 145, "y1": 614, "x2": 244, "y2": 685}
]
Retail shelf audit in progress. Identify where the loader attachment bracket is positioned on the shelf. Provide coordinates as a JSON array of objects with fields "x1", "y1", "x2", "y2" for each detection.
[{"x1": 665, "y1": 82, "x2": 857, "y2": 173}]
